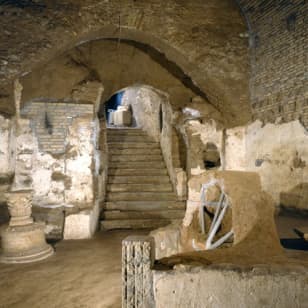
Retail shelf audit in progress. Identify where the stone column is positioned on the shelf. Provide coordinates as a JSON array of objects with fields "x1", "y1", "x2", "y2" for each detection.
[
  {"x1": 0, "y1": 190, "x2": 54, "y2": 264},
  {"x1": 122, "y1": 236, "x2": 155, "y2": 308}
]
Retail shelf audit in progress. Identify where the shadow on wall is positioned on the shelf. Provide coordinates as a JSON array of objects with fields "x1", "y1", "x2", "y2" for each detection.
[
  {"x1": 203, "y1": 142, "x2": 221, "y2": 170},
  {"x1": 0, "y1": 202, "x2": 9, "y2": 225},
  {"x1": 172, "y1": 128, "x2": 187, "y2": 171},
  {"x1": 280, "y1": 183, "x2": 308, "y2": 216},
  {"x1": 280, "y1": 238, "x2": 308, "y2": 251}
]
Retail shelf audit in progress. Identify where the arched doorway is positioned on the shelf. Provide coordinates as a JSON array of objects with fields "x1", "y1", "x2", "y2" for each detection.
[{"x1": 99, "y1": 85, "x2": 187, "y2": 230}]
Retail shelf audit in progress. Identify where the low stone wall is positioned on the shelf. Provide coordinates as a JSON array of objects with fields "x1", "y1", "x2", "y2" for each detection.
[
  {"x1": 123, "y1": 234, "x2": 308, "y2": 308},
  {"x1": 153, "y1": 265, "x2": 308, "y2": 308}
]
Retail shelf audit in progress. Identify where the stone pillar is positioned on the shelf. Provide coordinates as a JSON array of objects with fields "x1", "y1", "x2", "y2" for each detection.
[
  {"x1": 0, "y1": 190, "x2": 54, "y2": 264},
  {"x1": 122, "y1": 236, "x2": 155, "y2": 308}
]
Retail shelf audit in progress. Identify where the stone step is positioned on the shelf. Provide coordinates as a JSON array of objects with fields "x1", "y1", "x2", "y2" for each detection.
[
  {"x1": 104, "y1": 201, "x2": 186, "y2": 211},
  {"x1": 107, "y1": 129, "x2": 146, "y2": 136},
  {"x1": 107, "y1": 183, "x2": 173, "y2": 193},
  {"x1": 107, "y1": 135, "x2": 155, "y2": 143},
  {"x1": 102, "y1": 210, "x2": 184, "y2": 220},
  {"x1": 110, "y1": 154, "x2": 162, "y2": 162},
  {"x1": 101, "y1": 219, "x2": 182, "y2": 230},
  {"x1": 108, "y1": 175, "x2": 170, "y2": 184},
  {"x1": 108, "y1": 168, "x2": 168, "y2": 176},
  {"x1": 107, "y1": 142, "x2": 160, "y2": 149},
  {"x1": 109, "y1": 161, "x2": 165, "y2": 169},
  {"x1": 106, "y1": 192, "x2": 177, "y2": 201},
  {"x1": 109, "y1": 148, "x2": 161, "y2": 155}
]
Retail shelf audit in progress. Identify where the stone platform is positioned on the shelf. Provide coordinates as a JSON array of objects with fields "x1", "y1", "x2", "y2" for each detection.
[{"x1": 1, "y1": 222, "x2": 54, "y2": 264}]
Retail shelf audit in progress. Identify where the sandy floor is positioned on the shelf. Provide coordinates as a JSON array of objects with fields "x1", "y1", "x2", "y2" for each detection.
[
  {"x1": 0, "y1": 230, "x2": 147, "y2": 308},
  {"x1": 0, "y1": 216, "x2": 307, "y2": 308}
]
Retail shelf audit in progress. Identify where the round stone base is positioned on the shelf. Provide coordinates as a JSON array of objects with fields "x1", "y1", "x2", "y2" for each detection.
[{"x1": 0, "y1": 222, "x2": 54, "y2": 264}]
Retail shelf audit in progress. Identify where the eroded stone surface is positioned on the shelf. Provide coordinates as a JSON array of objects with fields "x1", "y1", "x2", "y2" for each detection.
[
  {"x1": 122, "y1": 236, "x2": 155, "y2": 308},
  {"x1": 1, "y1": 190, "x2": 53, "y2": 264},
  {"x1": 180, "y1": 117, "x2": 308, "y2": 212},
  {"x1": 153, "y1": 265, "x2": 308, "y2": 308},
  {"x1": 151, "y1": 171, "x2": 282, "y2": 260}
]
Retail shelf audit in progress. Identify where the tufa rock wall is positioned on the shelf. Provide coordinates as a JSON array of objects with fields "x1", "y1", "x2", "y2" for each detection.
[{"x1": 182, "y1": 117, "x2": 308, "y2": 212}]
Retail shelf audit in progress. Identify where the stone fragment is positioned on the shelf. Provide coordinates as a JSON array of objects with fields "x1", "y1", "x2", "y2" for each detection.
[{"x1": 122, "y1": 236, "x2": 155, "y2": 308}]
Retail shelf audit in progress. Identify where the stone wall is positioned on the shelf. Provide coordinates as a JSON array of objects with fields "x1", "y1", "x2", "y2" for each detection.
[
  {"x1": 21, "y1": 101, "x2": 94, "y2": 154},
  {"x1": 160, "y1": 100, "x2": 175, "y2": 191},
  {"x1": 12, "y1": 101, "x2": 101, "y2": 239},
  {"x1": 185, "y1": 117, "x2": 308, "y2": 212},
  {"x1": 154, "y1": 265, "x2": 308, "y2": 308},
  {"x1": 121, "y1": 86, "x2": 162, "y2": 141},
  {"x1": 0, "y1": 115, "x2": 14, "y2": 223},
  {"x1": 121, "y1": 85, "x2": 187, "y2": 199},
  {"x1": 238, "y1": 0, "x2": 308, "y2": 126},
  {"x1": 243, "y1": 120, "x2": 308, "y2": 213},
  {"x1": 0, "y1": 115, "x2": 13, "y2": 174}
]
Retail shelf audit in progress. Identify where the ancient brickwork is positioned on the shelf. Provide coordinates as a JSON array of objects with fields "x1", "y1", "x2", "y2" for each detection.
[
  {"x1": 238, "y1": 0, "x2": 308, "y2": 126},
  {"x1": 21, "y1": 102, "x2": 93, "y2": 154}
]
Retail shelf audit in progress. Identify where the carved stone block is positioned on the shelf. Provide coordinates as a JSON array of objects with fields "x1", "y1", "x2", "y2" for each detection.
[{"x1": 122, "y1": 236, "x2": 155, "y2": 308}]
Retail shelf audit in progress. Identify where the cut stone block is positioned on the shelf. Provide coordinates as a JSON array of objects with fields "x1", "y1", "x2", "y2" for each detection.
[
  {"x1": 113, "y1": 108, "x2": 132, "y2": 126},
  {"x1": 64, "y1": 203, "x2": 99, "y2": 240}
]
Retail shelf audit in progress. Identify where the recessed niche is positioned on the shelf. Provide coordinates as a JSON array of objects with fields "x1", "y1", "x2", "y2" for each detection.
[{"x1": 203, "y1": 142, "x2": 221, "y2": 170}]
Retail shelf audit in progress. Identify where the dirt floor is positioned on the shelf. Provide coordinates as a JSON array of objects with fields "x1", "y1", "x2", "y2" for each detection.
[
  {"x1": 0, "y1": 230, "x2": 148, "y2": 308},
  {"x1": 0, "y1": 215, "x2": 307, "y2": 308}
]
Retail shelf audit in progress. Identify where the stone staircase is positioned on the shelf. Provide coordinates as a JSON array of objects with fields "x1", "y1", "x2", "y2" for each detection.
[{"x1": 101, "y1": 128, "x2": 185, "y2": 230}]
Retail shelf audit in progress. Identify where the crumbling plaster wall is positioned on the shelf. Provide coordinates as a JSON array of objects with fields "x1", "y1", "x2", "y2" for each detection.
[
  {"x1": 183, "y1": 116, "x2": 308, "y2": 211},
  {"x1": 244, "y1": 120, "x2": 308, "y2": 212},
  {"x1": 0, "y1": 115, "x2": 14, "y2": 224},
  {"x1": 0, "y1": 115, "x2": 14, "y2": 175},
  {"x1": 5, "y1": 99, "x2": 103, "y2": 240}
]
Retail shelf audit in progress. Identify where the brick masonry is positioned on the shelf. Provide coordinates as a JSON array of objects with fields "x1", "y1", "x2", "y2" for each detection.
[
  {"x1": 238, "y1": 0, "x2": 308, "y2": 127},
  {"x1": 21, "y1": 101, "x2": 94, "y2": 154}
]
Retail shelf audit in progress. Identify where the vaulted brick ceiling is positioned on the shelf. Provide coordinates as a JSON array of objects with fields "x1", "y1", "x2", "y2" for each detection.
[{"x1": 0, "y1": 0, "x2": 252, "y2": 126}]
